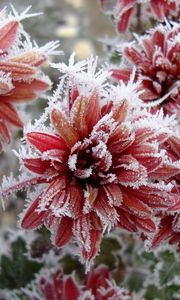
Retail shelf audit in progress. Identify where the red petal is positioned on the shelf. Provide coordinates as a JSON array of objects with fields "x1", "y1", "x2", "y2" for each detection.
[
  {"x1": 111, "y1": 68, "x2": 131, "y2": 82},
  {"x1": 51, "y1": 108, "x2": 79, "y2": 147},
  {"x1": 21, "y1": 194, "x2": 46, "y2": 229},
  {"x1": 63, "y1": 277, "x2": 80, "y2": 300},
  {"x1": 86, "y1": 91, "x2": 101, "y2": 133},
  {"x1": 149, "y1": 163, "x2": 180, "y2": 180},
  {"x1": 116, "y1": 0, "x2": 136, "y2": 33},
  {"x1": 134, "y1": 216, "x2": 157, "y2": 232},
  {"x1": 94, "y1": 189, "x2": 118, "y2": 224},
  {"x1": 108, "y1": 125, "x2": 134, "y2": 154},
  {"x1": 116, "y1": 155, "x2": 147, "y2": 186},
  {"x1": 123, "y1": 193, "x2": 151, "y2": 217},
  {"x1": 27, "y1": 132, "x2": 68, "y2": 152},
  {"x1": 54, "y1": 216, "x2": 73, "y2": 247},
  {"x1": 70, "y1": 184, "x2": 83, "y2": 218},
  {"x1": 124, "y1": 46, "x2": 143, "y2": 65},
  {"x1": 82, "y1": 229, "x2": 102, "y2": 261},
  {"x1": 23, "y1": 158, "x2": 51, "y2": 174},
  {"x1": 103, "y1": 184, "x2": 123, "y2": 207}
]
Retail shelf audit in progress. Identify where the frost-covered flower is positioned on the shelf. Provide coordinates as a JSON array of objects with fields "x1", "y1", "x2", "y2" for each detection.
[
  {"x1": 112, "y1": 22, "x2": 180, "y2": 117},
  {"x1": 98, "y1": 0, "x2": 179, "y2": 32},
  {"x1": 24, "y1": 266, "x2": 136, "y2": 300},
  {"x1": 1, "y1": 56, "x2": 179, "y2": 268},
  {"x1": 0, "y1": 7, "x2": 60, "y2": 151},
  {"x1": 146, "y1": 135, "x2": 180, "y2": 251}
]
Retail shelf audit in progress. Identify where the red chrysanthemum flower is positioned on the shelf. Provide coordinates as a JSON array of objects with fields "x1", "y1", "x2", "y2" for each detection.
[
  {"x1": 145, "y1": 135, "x2": 180, "y2": 251},
  {"x1": 111, "y1": 22, "x2": 180, "y2": 117},
  {"x1": 98, "y1": 0, "x2": 179, "y2": 32},
  {"x1": 0, "y1": 7, "x2": 60, "y2": 151},
  {"x1": 2, "y1": 56, "x2": 179, "y2": 267},
  {"x1": 24, "y1": 266, "x2": 138, "y2": 300}
]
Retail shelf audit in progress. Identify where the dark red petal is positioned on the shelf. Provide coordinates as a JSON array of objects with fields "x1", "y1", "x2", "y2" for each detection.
[
  {"x1": 63, "y1": 277, "x2": 80, "y2": 300},
  {"x1": 123, "y1": 193, "x2": 151, "y2": 217},
  {"x1": 27, "y1": 132, "x2": 68, "y2": 152},
  {"x1": 21, "y1": 194, "x2": 45, "y2": 229},
  {"x1": 54, "y1": 216, "x2": 73, "y2": 247},
  {"x1": 23, "y1": 158, "x2": 51, "y2": 174},
  {"x1": 116, "y1": 0, "x2": 136, "y2": 33},
  {"x1": 82, "y1": 229, "x2": 102, "y2": 261},
  {"x1": 134, "y1": 216, "x2": 157, "y2": 232}
]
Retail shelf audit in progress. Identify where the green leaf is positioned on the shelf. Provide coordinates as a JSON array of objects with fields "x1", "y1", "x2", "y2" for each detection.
[{"x1": 0, "y1": 238, "x2": 42, "y2": 289}]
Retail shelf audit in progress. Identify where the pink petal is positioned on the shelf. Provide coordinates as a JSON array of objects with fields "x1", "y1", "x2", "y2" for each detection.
[
  {"x1": 9, "y1": 50, "x2": 46, "y2": 66},
  {"x1": 0, "y1": 20, "x2": 19, "y2": 50},
  {"x1": 0, "y1": 61, "x2": 36, "y2": 80}
]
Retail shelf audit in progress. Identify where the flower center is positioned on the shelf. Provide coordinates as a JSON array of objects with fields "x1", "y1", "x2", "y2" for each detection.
[{"x1": 68, "y1": 140, "x2": 113, "y2": 184}]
